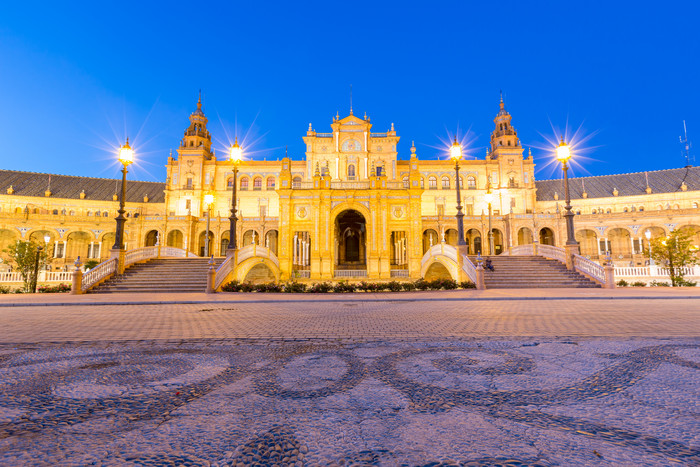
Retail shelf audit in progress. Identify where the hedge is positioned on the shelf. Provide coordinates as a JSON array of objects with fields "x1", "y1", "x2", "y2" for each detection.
[{"x1": 221, "y1": 279, "x2": 476, "y2": 293}]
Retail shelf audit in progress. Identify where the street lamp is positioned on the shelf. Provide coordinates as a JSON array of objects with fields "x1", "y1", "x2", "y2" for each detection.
[
  {"x1": 203, "y1": 193, "x2": 214, "y2": 257},
  {"x1": 484, "y1": 183, "x2": 494, "y2": 255},
  {"x1": 227, "y1": 137, "x2": 243, "y2": 252},
  {"x1": 112, "y1": 138, "x2": 134, "y2": 250},
  {"x1": 450, "y1": 137, "x2": 467, "y2": 246},
  {"x1": 645, "y1": 229, "x2": 654, "y2": 266},
  {"x1": 556, "y1": 137, "x2": 578, "y2": 248},
  {"x1": 32, "y1": 234, "x2": 50, "y2": 293}
]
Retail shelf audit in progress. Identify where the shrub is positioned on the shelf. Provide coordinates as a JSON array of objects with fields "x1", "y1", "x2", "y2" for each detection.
[
  {"x1": 649, "y1": 280, "x2": 670, "y2": 287},
  {"x1": 37, "y1": 283, "x2": 71, "y2": 293},
  {"x1": 0, "y1": 285, "x2": 10, "y2": 294},
  {"x1": 676, "y1": 278, "x2": 697, "y2": 287},
  {"x1": 333, "y1": 281, "x2": 356, "y2": 293},
  {"x1": 257, "y1": 282, "x2": 283, "y2": 293},
  {"x1": 401, "y1": 282, "x2": 416, "y2": 291},
  {"x1": 83, "y1": 260, "x2": 100, "y2": 270},
  {"x1": 616, "y1": 279, "x2": 629, "y2": 287},
  {"x1": 284, "y1": 282, "x2": 307, "y2": 293},
  {"x1": 433, "y1": 279, "x2": 458, "y2": 290},
  {"x1": 630, "y1": 281, "x2": 647, "y2": 287},
  {"x1": 308, "y1": 282, "x2": 333, "y2": 293},
  {"x1": 357, "y1": 281, "x2": 373, "y2": 292},
  {"x1": 239, "y1": 282, "x2": 256, "y2": 292},
  {"x1": 221, "y1": 280, "x2": 242, "y2": 292},
  {"x1": 459, "y1": 281, "x2": 476, "y2": 289},
  {"x1": 414, "y1": 279, "x2": 430, "y2": 290},
  {"x1": 386, "y1": 281, "x2": 403, "y2": 292}
]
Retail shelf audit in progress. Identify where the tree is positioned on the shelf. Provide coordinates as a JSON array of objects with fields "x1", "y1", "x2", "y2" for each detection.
[
  {"x1": 2, "y1": 240, "x2": 52, "y2": 292},
  {"x1": 647, "y1": 229, "x2": 700, "y2": 287}
]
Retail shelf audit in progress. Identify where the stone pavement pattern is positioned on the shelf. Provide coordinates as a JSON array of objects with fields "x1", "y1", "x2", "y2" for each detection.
[{"x1": 0, "y1": 295, "x2": 698, "y2": 466}]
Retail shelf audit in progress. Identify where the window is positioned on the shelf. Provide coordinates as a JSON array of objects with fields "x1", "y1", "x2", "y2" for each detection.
[
  {"x1": 348, "y1": 164, "x2": 356, "y2": 180},
  {"x1": 623, "y1": 207, "x2": 628, "y2": 212},
  {"x1": 103, "y1": 211, "x2": 109, "y2": 217},
  {"x1": 420, "y1": 178, "x2": 425, "y2": 189},
  {"x1": 185, "y1": 199, "x2": 191, "y2": 210},
  {"x1": 227, "y1": 177, "x2": 233, "y2": 188},
  {"x1": 441, "y1": 177, "x2": 450, "y2": 189},
  {"x1": 467, "y1": 176, "x2": 476, "y2": 189},
  {"x1": 186, "y1": 177, "x2": 193, "y2": 190},
  {"x1": 260, "y1": 206, "x2": 267, "y2": 217},
  {"x1": 292, "y1": 176, "x2": 302, "y2": 189},
  {"x1": 52, "y1": 209, "x2": 58, "y2": 215},
  {"x1": 437, "y1": 205, "x2": 445, "y2": 216},
  {"x1": 402, "y1": 176, "x2": 409, "y2": 188},
  {"x1": 253, "y1": 177, "x2": 262, "y2": 191},
  {"x1": 693, "y1": 202, "x2": 699, "y2": 209},
  {"x1": 639, "y1": 206, "x2": 644, "y2": 212},
  {"x1": 266, "y1": 177, "x2": 275, "y2": 190},
  {"x1": 61, "y1": 209, "x2": 66, "y2": 215},
  {"x1": 606, "y1": 209, "x2": 612, "y2": 214},
  {"x1": 428, "y1": 176, "x2": 437, "y2": 189},
  {"x1": 592, "y1": 209, "x2": 597, "y2": 214},
  {"x1": 240, "y1": 177, "x2": 249, "y2": 190},
  {"x1": 87, "y1": 210, "x2": 92, "y2": 216}
]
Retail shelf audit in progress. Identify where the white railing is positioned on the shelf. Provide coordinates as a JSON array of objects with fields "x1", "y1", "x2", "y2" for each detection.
[
  {"x1": 160, "y1": 247, "x2": 198, "y2": 258},
  {"x1": 45, "y1": 271, "x2": 73, "y2": 282},
  {"x1": 124, "y1": 246, "x2": 158, "y2": 267},
  {"x1": 292, "y1": 270, "x2": 311, "y2": 279},
  {"x1": 334, "y1": 269, "x2": 368, "y2": 278},
  {"x1": 236, "y1": 244, "x2": 280, "y2": 267},
  {"x1": 385, "y1": 182, "x2": 405, "y2": 189},
  {"x1": 214, "y1": 255, "x2": 235, "y2": 290},
  {"x1": 461, "y1": 255, "x2": 478, "y2": 283},
  {"x1": 537, "y1": 244, "x2": 566, "y2": 262},
  {"x1": 573, "y1": 255, "x2": 606, "y2": 284},
  {"x1": 421, "y1": 243, "x2": 459, "y2": 269},
  {"x1": 503, "y1": 244, "x2": 535, "y2": 256},
  {"x1": 0, "y1": 272, "x2": 22, "y2": 282},
  {"x1": 614, "y1": 265, "x2": 700, "y2": 278},
  {"x1": 390, "y1": 269, "x2": 409, "y2": 278},
  {"x1": 330, "y1": 181, "x2": 370, "y2": 189},
  {"x1": 81, "y1": 258, "x2": 117, "y2": 292}
]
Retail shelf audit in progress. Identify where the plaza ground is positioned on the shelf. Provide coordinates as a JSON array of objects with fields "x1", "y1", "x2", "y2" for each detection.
[{"x1": 0, "y1": 289, "x2": 698, "y2": 465}]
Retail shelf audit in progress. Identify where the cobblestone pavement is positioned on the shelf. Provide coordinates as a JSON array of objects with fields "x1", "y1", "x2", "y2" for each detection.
[{"x1": 0, "y1": 297, "x2": 698, "y2": 466}]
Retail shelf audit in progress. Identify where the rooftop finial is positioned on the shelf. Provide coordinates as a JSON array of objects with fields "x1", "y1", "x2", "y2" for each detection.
[
  {"x1": 499, "y1": 90, "x2": 504, "y2": 110},
  {"x1": 349, "y1": 84, "x2": 353, "y2": 115},
  {"x1": 198, "y1": 90, "x2": 202, "y2": 109},
  {"x1": 285, "y1": 145, "x2": 288, "y2": 158}
]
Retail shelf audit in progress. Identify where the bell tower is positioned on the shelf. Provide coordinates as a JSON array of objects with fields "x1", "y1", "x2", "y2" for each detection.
[
  {"x1": 489, "y1": 94, "x2": 521, "y2": 158},
  {"x1": 179, "y1": 92, "x2": 212, "y2": 158}
]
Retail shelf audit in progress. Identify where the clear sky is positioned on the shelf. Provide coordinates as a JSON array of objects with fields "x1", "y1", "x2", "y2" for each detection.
[{"x1": 1, "y1": 1, "x2": 698, "y2": 183}]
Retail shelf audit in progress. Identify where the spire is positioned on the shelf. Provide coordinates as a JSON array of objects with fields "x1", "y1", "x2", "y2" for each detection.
[
  {"x1": 285, "y1": 145, "x2": 288, "y2": 158},
  {"x1": 349, "y1": 84, "x2": 353, "y2": 115}
]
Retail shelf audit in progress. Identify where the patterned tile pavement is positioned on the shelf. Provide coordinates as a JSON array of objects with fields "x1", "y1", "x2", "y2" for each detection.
[{"x1": 0, "y1": 292, "x2": 698, "y2": 466}]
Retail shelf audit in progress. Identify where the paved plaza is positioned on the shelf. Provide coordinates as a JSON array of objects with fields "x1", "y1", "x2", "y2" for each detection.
[{"x1": 0, "y1": 290, "x2": 698, "y2": 466}]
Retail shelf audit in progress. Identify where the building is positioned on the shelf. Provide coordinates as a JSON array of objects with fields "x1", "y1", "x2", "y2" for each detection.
[{"x1": 1, "y1": 97, "x2": 698, "y2": 282}]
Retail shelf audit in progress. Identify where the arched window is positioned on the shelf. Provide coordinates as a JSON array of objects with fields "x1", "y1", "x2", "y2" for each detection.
[
  {"x1": 441, "y1": 176, "x2": 450, "y2": 189},
  {"x1": 186, "y1": 177, "x2": 193, "y2": 190},
  {"x1": 639, "y1": 206, "x2": 645, "y2": 212},
  {"x1": 348, "y1": 164, "x2": 356, "y2": 180},
  {"x1": 630, "y1": 206, "x2": 636, "y2": 212},
  {"x1": 52, "y1": 209, "x2": 58, "y2": 215},
  {"x1": 420, "y1": 178, "x2": 425, "y2": 189},
  {"x1": 592, "y1": 209, "x2": 597, "y2": 214},
  {"x1": 467, "y1": 176, "x2": 476, "y2": 189},
  {"x1": 402, "y1": 176, "x2": 409, "y2": 188},
  {"x1": 69, "y1": 210, "x2": 75, "y2": 216},
  {"x1": 292, "y1": 176, "x2": 302, "y2": 189},
  {"x1": 240, "y1": 177, "x2": 249, "y2": 190},
  {"x1": 103, "y1": 211, "x2": 109, "y2": 217},
  {"x1": 61, "y1": 209, "x2": 66, "y2": 215},
  {"x1": 693, "y1": 202, "x2": 699, "y2": 209},
  {"x1": 428, "y1": 176, "x2": 437, "y2": 189},
  {"x1": 227, "y1": 177, "x2": 233, "y2": 188},
  {"x1": 253, "y1": 177, "x2": 262, "y2": 191},
  {"x1": 266, "y1": 177, "x2": 275, "y2": 190},
  {"x1": 87, "y1": 210, "x2": 92, "y2": 216},
  {"x1": 623, "y1": 207, "x2": 628, "y2": 212},
  {"x1": 606, "y1": 209, "x2": 612, "y2": 214}
]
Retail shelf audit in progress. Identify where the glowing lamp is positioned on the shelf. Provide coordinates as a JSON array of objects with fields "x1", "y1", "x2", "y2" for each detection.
[
  {"x1": 229, "y1": 137, "x2": 243, "y2": 164},
  {"x1": 119, "y1": 138, "x2": 134, "y2": 165},
  {"x1": 43, "y1": 234, "x2": 50, "y2": 244},
  {"x1": 484, "y1": 191, "x2": 493, "y2": 204},
  {"x1": 644, "y1": 230, "x2": 651, "y2": 240},
  {"x1": 450, "y1": 137, "x2": 462, "y2": 161},
  {"x1": 204, "y1": 193, "x2": 214, "y2": 206},
  {"x1": 556, "y1": 137, "x2": 571, "y2": 162}
]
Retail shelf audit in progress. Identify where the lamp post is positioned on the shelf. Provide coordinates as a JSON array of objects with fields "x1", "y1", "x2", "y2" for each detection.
[
  {"x1": 227, "y1": 137, "x2": 243, "y2": 253},
  {"x1": 556, "y1": 137, "x2": 578, "y2": 248},
  {"x1": 645, "y1": 229, "x2": 654, "y2": 266},
  {"x1": 112, "y1": 138, "x2": 134, "y2": 250},
  {"x1": 203, "y1": 193, "x2": 214, "y2": 257},
  {"x1": 450, "y1": 137, "x2": 467, "y2": 246},
  {"x1": 484, "y1": 183, "x2": 494, "y2": 255},
  {"x1": 32, "y1": 234, "x2": 50, "y2": 293}
]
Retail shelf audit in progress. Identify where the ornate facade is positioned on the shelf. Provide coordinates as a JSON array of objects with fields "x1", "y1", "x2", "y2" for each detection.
[{"x1": 1, "y1": 97, "x2": 698, "y2": 282}]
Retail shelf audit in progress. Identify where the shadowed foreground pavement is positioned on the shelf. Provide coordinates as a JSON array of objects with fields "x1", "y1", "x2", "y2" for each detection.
[{"x1": 0, "y1": 290, "x2": 698, "y2": 466}]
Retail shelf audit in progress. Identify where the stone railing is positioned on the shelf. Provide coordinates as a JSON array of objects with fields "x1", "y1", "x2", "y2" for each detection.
[
  {"x1": 390, "y1": 269, "x2": 409, "y2": 278},
  {"x1": 124, "y1": 246, "x2": 159, "y2": 267},
  {"x1": 614, "y1": 265, "x2": 700, "y2": 278},
  {"x1": 160, "y1": 247, "x2": 198, "y2": 258},
  {"x1": 0, "y1": 272, "x2": 22, "y2": 282},
  {"x1": 421, "y1": 243, "x2": 459, "y2": 270},
  {"x1": 537, "y1": 244, "x2": 567, "y2": 262},
  {"x1": 573, "y1": 255, "x2": 607, "y2": 284},
  {"x1": 236, "y1": 244, "x2": 280, "y2": 267},
  {"x1": 503, "y1": 244, "x2": 535, "y2": 256},
  {"x1": 81, "y1": 258, "x2": 117, "y2": 292},
  {"x1": 1, "y1": 271, "x2": 77, "y2": 283},
  {"x1": 334, "y1": 269, "x2": 368, "y2": 278},
  {"x1": 214, "y1": 255, "x2": 235, "y2": 290},
  {"x1": 292, "y1": 270, "x2": 311, "y2": 279},
  {"x1": 461, "y1": 255, "x2": 478, "y2": 283},
  {"x1": 330, "y1": 181, "x2": 370, "y2": 189}
]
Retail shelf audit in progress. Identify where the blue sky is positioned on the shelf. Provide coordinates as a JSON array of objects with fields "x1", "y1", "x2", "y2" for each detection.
[{"x1": 1, "y1": 1, "x2": 698, "y2": 182}]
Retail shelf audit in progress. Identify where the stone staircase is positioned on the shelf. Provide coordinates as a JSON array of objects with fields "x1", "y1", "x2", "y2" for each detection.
[
  {"x1": 475, "y1": 255, "x2": 601, "y2": 288},
  {"x1": 92, "y1": 258, "x2": 224, "y2": 293}
]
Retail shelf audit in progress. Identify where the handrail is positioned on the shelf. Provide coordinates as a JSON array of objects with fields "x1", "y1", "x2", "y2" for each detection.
[
  {"x1": 0, "y1": 272, "x2": 22, "y2": 282},
  {"x1": 160, "y1": 247, "x2": 198, "y2": 258},
  {"x1": 124, "y1": 246, "x2": 158, "y2": 267},
  {"x1": 214, "y1": 255, "x2": 235, "y2": 290},
  {"x1": 573, "y1": 255, "x2": 606, "y2": 284},
  {"x1": 537, "y1": 244, "x2": 566, "y2": 263},
  {"x1": 81, "y1": 258, "x2": 117, "y2": 292},
  {"x1": 236, "y1": 244, "x2": 280, "y2": 267},
  {"x1": 503, "y1": 244, "x2": 534, "y2": 256},
  {"x1": 461, "y1": 254, "x2": 478, "y2": 283},
  {"x1": 421, "y1": 243, "x2": 459, "y2": 269}
]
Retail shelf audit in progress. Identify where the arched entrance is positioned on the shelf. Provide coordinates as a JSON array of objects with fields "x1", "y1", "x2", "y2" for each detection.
[
  {"x1": 265, "y1": 230, "x2": 278, "y2": 255},
  {"x1": 198, "y1": 230, "x2": 214, "y2": 256},
  {"x1": 145, "y1": 230, "x2": 159, "y2": 247},
  {"x1": 444, "y1": 228, "x2": 459, "y2": 246},
  {"x1": 539, "y1": 227, "x2": 555, "y2": 246},
  {"x1": 167, "y1": 230, "x2": 183, "y2": 249},
  {"x1": 466, "y1": 228, "x2": 481, "y2": 255},
  {"x1": 575, "y1": 229, "x2": 598, "y2": 257},
  {"x1": 517, "y1": 227, "x2": 533, "y2": 245},
  {"x1": 423, "y1": 229, "x2": 439, "y2": 253},
  {"x1": 491, "y1": 228, "x2": 504, "y2": 255},
  {"x1": 336, "y1": 210, "x2": 366, "y2": 267}
]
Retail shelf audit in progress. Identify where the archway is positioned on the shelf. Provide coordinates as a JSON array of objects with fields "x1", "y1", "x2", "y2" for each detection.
[
  {"x1": 242, "y1": 263, "x2": 277, "y2": 284},
  {"x1": 220, "y1": 231, "x2": 230, "y2": 255},
  {"x1": 444, "y1": 228, "x2": 459, "y2": 246},
  {"x1": 198, "y1": 230, "x2": 214, "y2": 257},
  {"x1": 608, "y1": 228, "x2": 631, "y2": 258},
  {"x1": 539, "y1": 227, "x2": 555, "y2": 246},
  {"x1": 242, "y1": 230, "x2": 259, "y2": 246},
  {"x1": 491, "y1": 228, "x2": 504, "y2": 255},
  {"x1": 100, "y1": 233, "x2": 116, "y2": 260},
  {"x1": 575, "y1": 229, "x2": 598, "y2": 257},
  {"x1": 265, "y1": 230, "x2": 278, "y2": 255},
  {"x1": 466, "y1": 228, "x2": 481, "y2": 255},
  {"x1": 336, "y1": 210, "x2": 366, "y2": 267},
  {"x1": 145, "y1": 229, "x2": 159, "y2": 247},
  {"x1": 678, "y1": 225, "x2": 700, "y2": 248},
  {"x1": 0, "y1": 229, "x2": 20, "y2": 267},
  {"x1": 167, "y1": 230, "x2": 183, "y2": 249},
  {"x1": 422, "y1": 229, "x2": 439, "y2": 253},
  {"x1": 517, "y1": 227, "x2": 533, "y2": 245},
  {"x1": 424, "y1": 262, "x2": 452, "y2": 281},
  {"x1": 66, "y1": 231, "x2": 91, "y2": 262}
]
